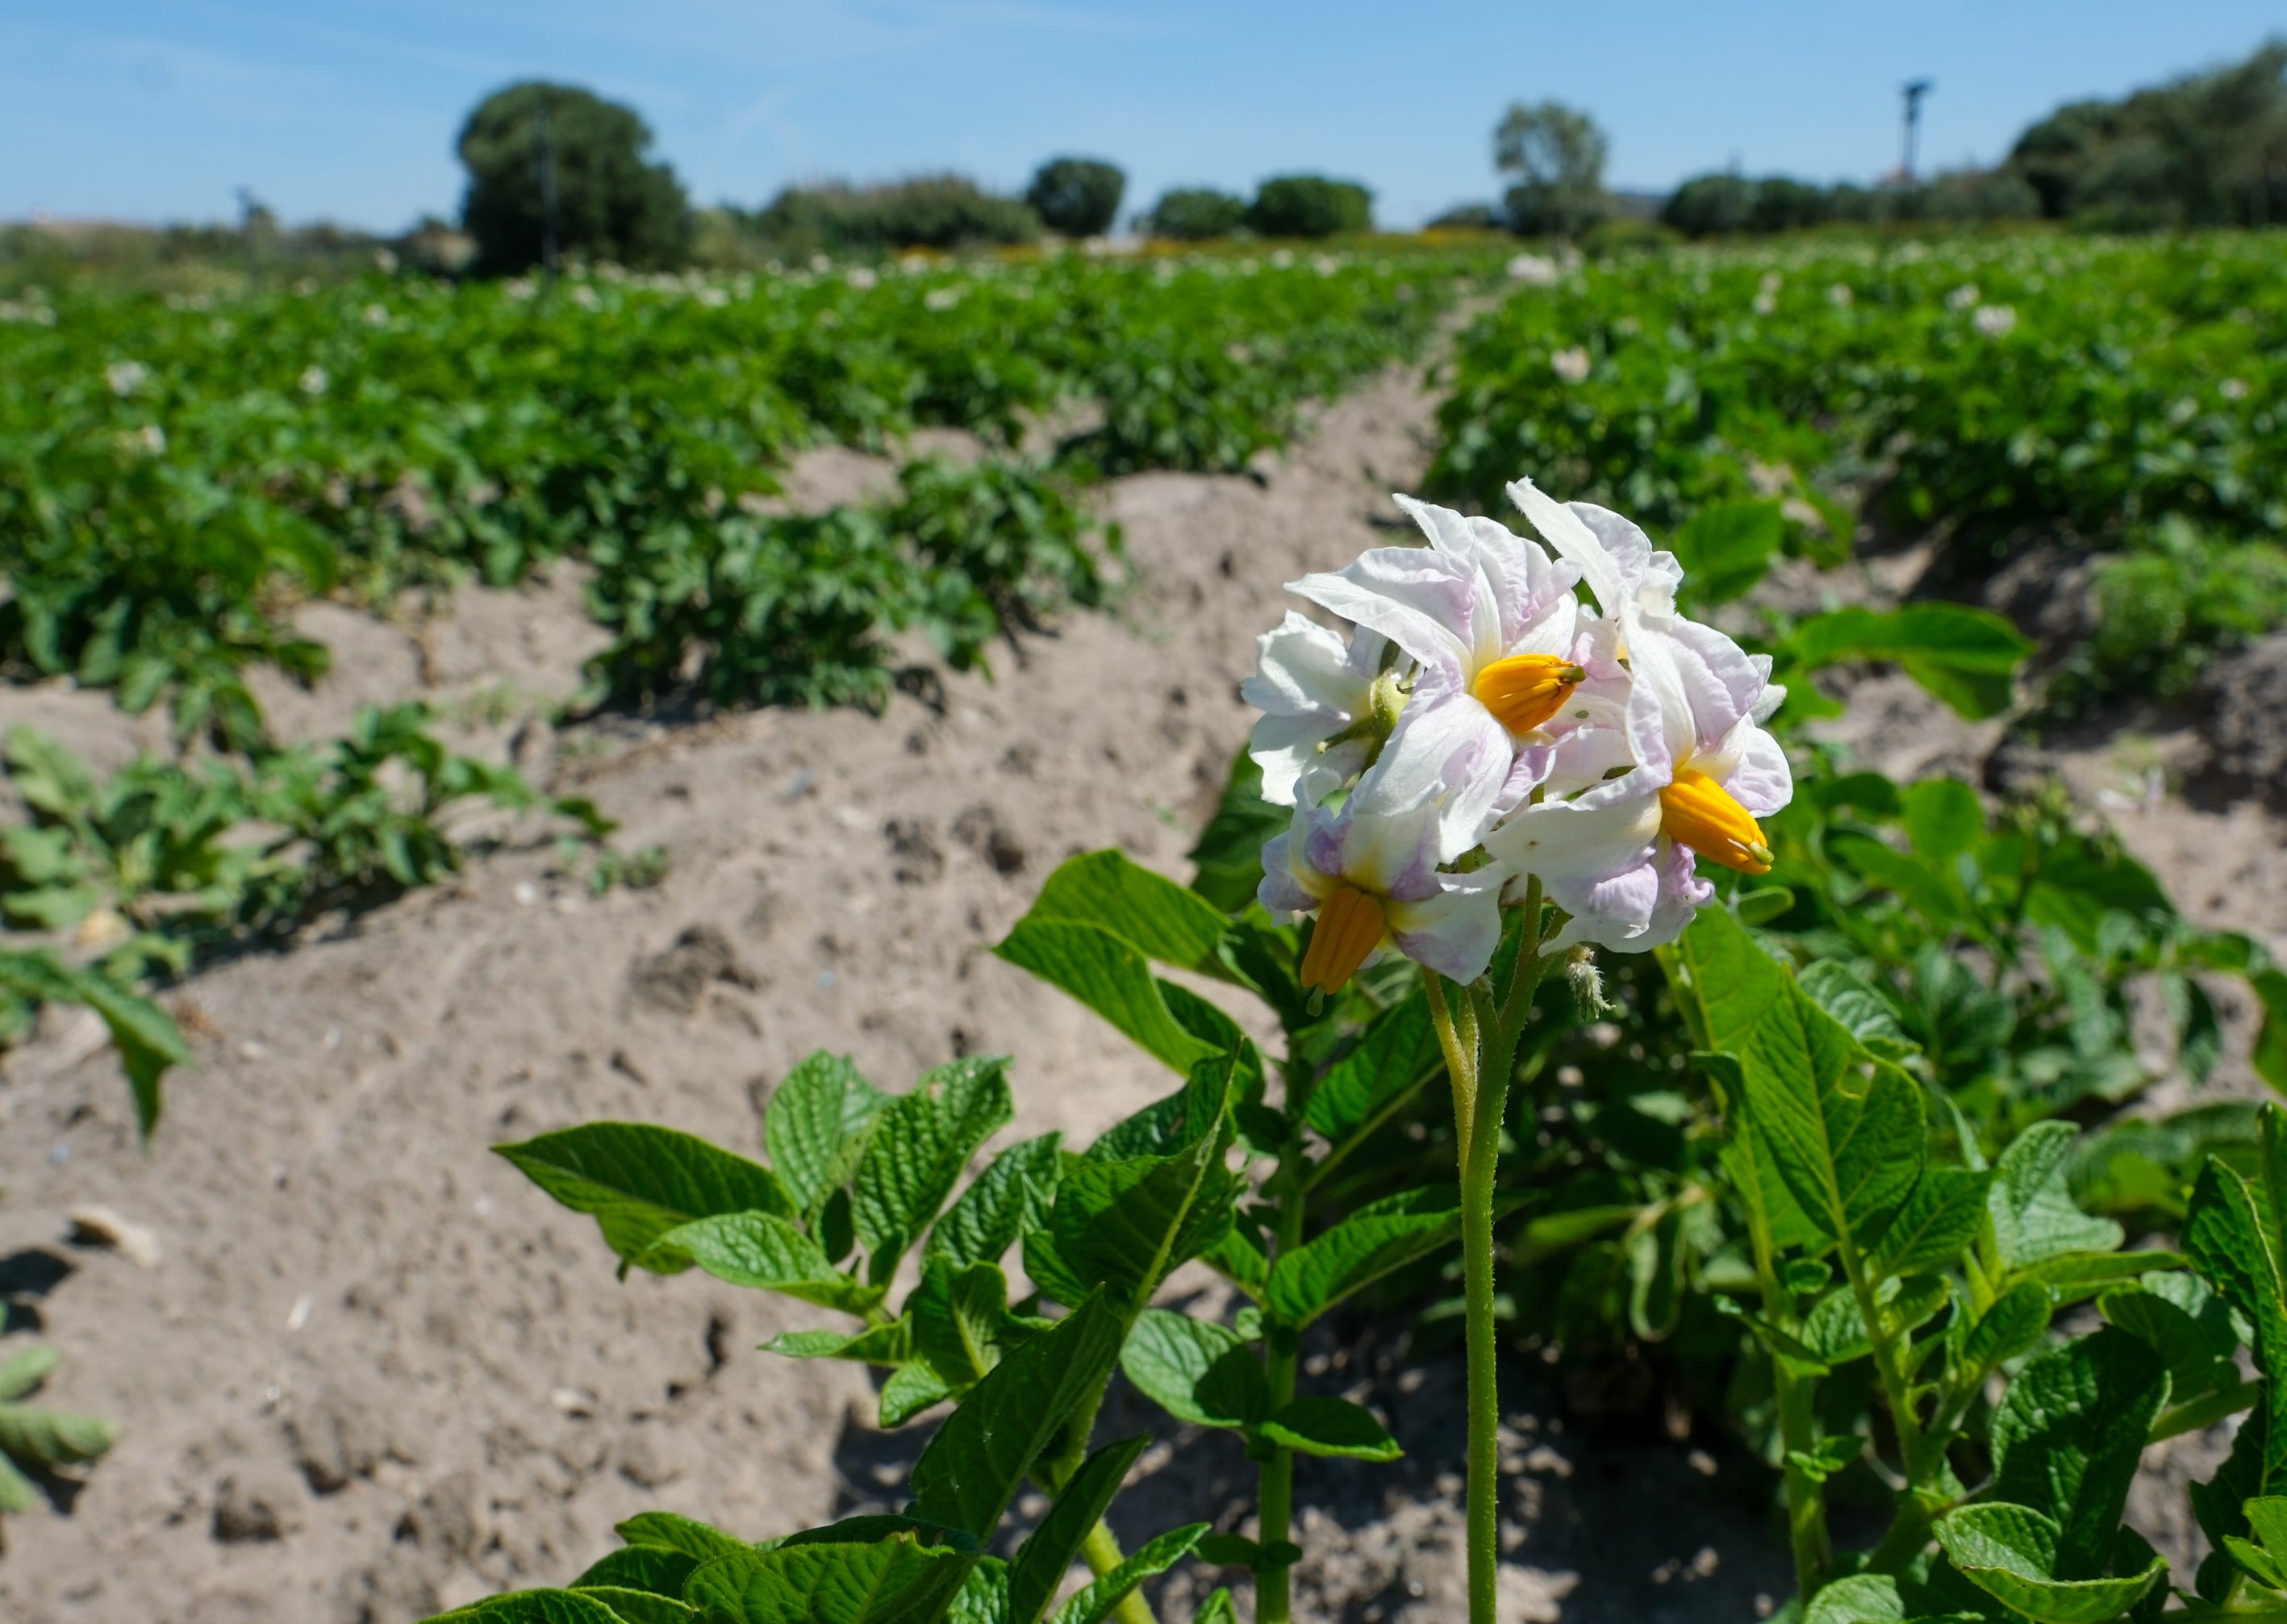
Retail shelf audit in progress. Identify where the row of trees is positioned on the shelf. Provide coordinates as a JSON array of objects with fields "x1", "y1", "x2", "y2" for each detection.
[
  {"x1": 453, "y1": 41, "x2": 2287, "y2": 276},
  {"x1": 1659, "y1": 40, "x2": 2287, "y2": 237},
  {"x1": 454, "y1": 82, "x2": 1377, "y2": 273}
]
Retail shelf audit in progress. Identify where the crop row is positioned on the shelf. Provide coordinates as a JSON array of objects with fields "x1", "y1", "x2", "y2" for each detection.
[
  {"x1": 0, "y1": 248, "x2": 1480, "y2": 739},
  {"x1": 1430, "y1": 234, "x2": 2287, "y2": 703}
]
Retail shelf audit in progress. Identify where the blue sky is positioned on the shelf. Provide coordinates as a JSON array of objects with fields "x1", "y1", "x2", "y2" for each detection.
[{"x1": 4, "y1": 2, "x2": 2281, "y2": 232}]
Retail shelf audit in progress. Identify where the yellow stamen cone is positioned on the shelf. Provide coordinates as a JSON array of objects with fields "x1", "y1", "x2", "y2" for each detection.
[
  {"x1": 1472, "y1": 654, "x2": 1585, "y2": 734},
  {"x1": 1659, "y1": 767, "x2": 1774, "y2": 875},
  {"x1": 1300, "y1": 884, "x2": 1388, "y2": 995}
]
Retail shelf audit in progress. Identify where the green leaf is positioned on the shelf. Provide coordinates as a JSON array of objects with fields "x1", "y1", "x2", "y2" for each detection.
[
  {"x1": 995, "y1": 918, "x2": 1222, "y2": 1073},
  {"x1": 1961, "y1": 1281, "x2": 2055, "y2": 1374},
  {"x1": 1804, "y1": 1572, "x2": 1904, "y2": 1624},
  {"x1": 2234, "y1": 1494, "x2": 2287, "y2": 1589},
  {"x1": 1794, "y1": 962, "x2": 1916, "y2": 1062},
  {"x1": 683, "y1": 1518, "x2": 980, "y2": 1624},
  {"x1": 910, "y1": 1292, "x2": 1126, "y2": 1541},
  {"x1": 0, "y1": 947, "x2": 193, "y2": 1143},
  {"x1": 424, "y1": 1592, "x2": 632, "y2": 1624},
  {"x1": 853, "y1": 1058, "x2": 1016, "y2": 1284},
  {"x1": 1047, "y1": 1524, "x2": 1208, "y2": 1624},
  {"x1": 1798, "y1": 1278, "x2": 1947, "y2": 1367},
  {"x1": 880, "y1": 1362, "x2": 956, "y2": 1428},
  {"x1": 1258, "y1": 1396, "x2": 1400, "y2": 1460},
  {"x1": 1671, "y1": 914, "x2": 1918, "y2": 1250},
  {"x1": 1877, "y1": 1167, "x2": 1995, "y2": 1280},
  {"x1": 1016, "y1": 850, "x2": 1229, "y2": 972},
  {"x1": 1934, "y1": 1502, "x2": 2164, "y2": 1624},
  {"x1": 1992, "y1": 1123, "x2": 2125, "y2": 1274},
  {"x1": 1904, "y1": 778, "x2": 1985, "y2": 861},
  {"x1": 613, "y1": 1510, "x2": 753, "y2": 1564},
  {"x1": 909, "y1": 1262, "x2": 1043, "y2": 1391},
  {"x1": 1304, "y1": 993, "x2": 1442, "y2": 1143},
  {"x1": 659, "y1": 1212, "x2": 883, "y2": 1314},
  {"x1": 1191, "y1": 1590, "x2": 1238, "y2": 1624},
  {"x1": 570, "y1": 1591, "x2": 695, "y2": 1624},
  {"x1": 947, "y1": 1559, "x2": 1009, "y2": 1624},
  {"x1": 2253, "y1": 969, "x2": 2287, "y2": 1094},
  {"x1": 1671, "y1": 499, "x2": 1784, "y2": 604},
  {"x1": 1989, "y1": 1329, "x2": 2171, "y2": 1579},
  {"x1": 925, "y1": 1133, "x2": 1062, "y2": 1272},
  {"x1": 764, "y1": 1051, "x2": 888, "y2": 1219},
  {"x1": 1788, "y1": 603, "x2": 2032, "y2": 720},
  {"x1": 1119, "y1": 1309, "x2": 1268, "y2": 1430},
  {"x1": 1005, "y1": 1436, "x2": 1150, "y2": 1624},
  {"x1": 763, "y1": 1321, "x2": 912, "y2": 1366},
  {"x1": 0, "y1": 1401, "x2": 115, "y2": 1470},
  {"x1": 495, "y1": 1124, "x2": 794, "y2": 1274},
  {"x1": 1784, "y1": 1434, "x2": 1867, "y2": 1484},
  {"x1": 1187, "y1": 748, "x2": 1287, "y2": 915},
  {"x1": 2101, "y1": 1278, "x2": 2239, "y2": 1404},
  {"x1": 0, "y1": 1346, "x2": 58, "y2": 1404},
  {"x1": 570, "y1": 1547, "x2": 697, "y2": 1597},
  {"x1": 1049, "y1": 1058, "x2": 1237, "y2": 1308},
  {"x1": 1267, "y1": 1186, "x2": 1463, "y2": 1330},
  {"x1": 1829, "y1": 835, "x2": 1966, "y2": 929},
  {"x1": 2225, "y1": 1530, "x2": 2287, "y2": 1593}
]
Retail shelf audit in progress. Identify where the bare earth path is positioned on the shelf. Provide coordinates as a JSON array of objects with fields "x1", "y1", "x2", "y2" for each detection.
[{"x1": 5, "y1": 360, "x2": 2281, "y2": 1623}]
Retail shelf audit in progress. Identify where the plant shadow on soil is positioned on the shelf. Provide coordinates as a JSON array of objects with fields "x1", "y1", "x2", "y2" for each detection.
[{"x1": 823, "y1": 1301, "x2": 1792, "y2": 1624}]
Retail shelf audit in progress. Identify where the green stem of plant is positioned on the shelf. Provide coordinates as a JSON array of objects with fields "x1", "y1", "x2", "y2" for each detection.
[
  {"x1": 1433, "y1": 883, "x2": 1555, "y2": 1624},
  {"x1": 1080, "y1": 1520, "x2": 1158, "y2": 1624},
  {"x1": 1256, "y1": 1191, "x2": 1307, "y2": 1624},
  {"x1": 1846, "y1": 1248, "x2": 1937, "y2": 1576}
]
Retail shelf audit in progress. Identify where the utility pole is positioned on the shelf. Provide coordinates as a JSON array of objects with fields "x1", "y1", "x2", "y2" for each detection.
[
  {"x1": 1900, "y1": 79, "x2": 1934, "y2": 184},
  {"x1": 534, "y1": 98, "x2": 561, "y2": 278}
]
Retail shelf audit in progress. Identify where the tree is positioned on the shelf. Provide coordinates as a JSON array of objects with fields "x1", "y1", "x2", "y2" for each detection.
[
  {"x1": 1026, "y1": 157, "x2": 1125, "y2": 236},
  {"x1": 1494, "y1": 100, "x2": 1612, "y2": 239},
  {"x1": 744, "y1": 177, "x2": 1039, "y2": 253},
  {"x1": 1139, "y1": 187, "x2": 1248, "y2": 240},
  {"x1": 2005, "y1": 42, "x2": 2287, "y2": 227},
  {"x1": 458, "y1": 81, "x2": 691, "y2": 276},
  {"x1": 1246, "y1": 175, "x2": 1372, "y2": 239}
]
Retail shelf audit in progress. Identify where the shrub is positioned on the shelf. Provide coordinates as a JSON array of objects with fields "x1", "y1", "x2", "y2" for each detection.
[
  {"x1": 2006, "y1": 40, "x2": 2287, "y2": 226},
  {"x1": 1660, "y1": 172, "x2": 1755, "y2": 236},
  {"x1": 457, "y1": 81, "x2": 691, "y2": 275},
  {"x1": 1494, "y1": 99, "x2": 1612, "y2": 239},
  {"x1": 1246, "y1": 175, "x2": 1372, "y2": 239},
  {"x1": 1139, "y1": 186, "x2": 1248, "y2": 241},
  {"x1": 745, "y1": 175, "x2": 1040, "y2": 253},
  {"x1": 1426, "y1": 202, "x2": 1501, "y2": 231},
  {"x1": 1025, "y1": 157, "x2": 1125, "y2": 237}
]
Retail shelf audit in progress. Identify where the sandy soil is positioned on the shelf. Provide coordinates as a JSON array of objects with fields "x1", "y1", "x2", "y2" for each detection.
[{"x1": 2, "y1": 365, "x2": 2283, "y2": 1624}]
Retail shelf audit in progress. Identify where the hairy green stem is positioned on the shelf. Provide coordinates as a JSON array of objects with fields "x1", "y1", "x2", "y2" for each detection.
[
  {"x1": 1079, "y1": 1521, "x2": 1158, "y2": 1624},
  {"x1": 1256, "y1": 1192, "x2": 1307, "y2": 1624},
  {"x1": 1433, "y1": 884, "x2": 1555, "y2": 1624}
]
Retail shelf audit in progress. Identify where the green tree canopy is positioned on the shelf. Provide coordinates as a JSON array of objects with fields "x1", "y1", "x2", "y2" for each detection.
[
  {"x1": 1246, "y1": 176, "x2": 1372, "y2": 240},
  {"x1": 457, "y1": 81, "x2": 691, "y2": 276},
  {"x1": 1026, "y1": 157, "x2": 1126, "y2": 237},
  {"x1": 1494, "y1": 100, "x2": 1612, "y2": 239},
  {"x1": 2007, "y1": 41, "x2": 2287, "y2": 227},
  {"x1": 1139, "y1": 187, "x2": 1248, "y2": 241}
]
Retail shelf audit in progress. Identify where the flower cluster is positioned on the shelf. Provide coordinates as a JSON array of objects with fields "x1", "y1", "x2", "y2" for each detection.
[{"x1": 1246, "y1": 478, "x2": 1791, "y2": 992}]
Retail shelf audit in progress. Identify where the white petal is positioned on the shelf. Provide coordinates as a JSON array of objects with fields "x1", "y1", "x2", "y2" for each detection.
[
  {"x1": 1248, "y1": 714, "x2": 1363, "y2": 808},
  {"x1": 1256, "y1": 829, "x2": 1319, "y2": 914},
  {"x1": 1485, "y1": 792, "x2": 1661, "y2": 883},
  {"x1": 1367, "y1": 687, "x2": 1514, "y2": 861},
  {"x1": 1385, "y1": 866, "x2": 1506, "y2": 983},
  {"x1": 1242, "y1": 611, "x2": 1364, "y2": 718},
  {"x1": 1292, "y1": 548, "x2": 1474, "y2": 678},
  {"x1": 1538, "y1": 855, "x2": 1662, "y2": 954},
  {"x1": 1712, "y1": 720, "x2": 1792, "y2": 817},
  {"x1": 1507, "y1": 477, "x2": 1629, "y2": 613},
  {"x1": 1567, "y1": 503, "x2": 1661, "y2": 605},
  {"x1": 1655, "y1": 612, "x2": 1767, "y2": 754}
]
